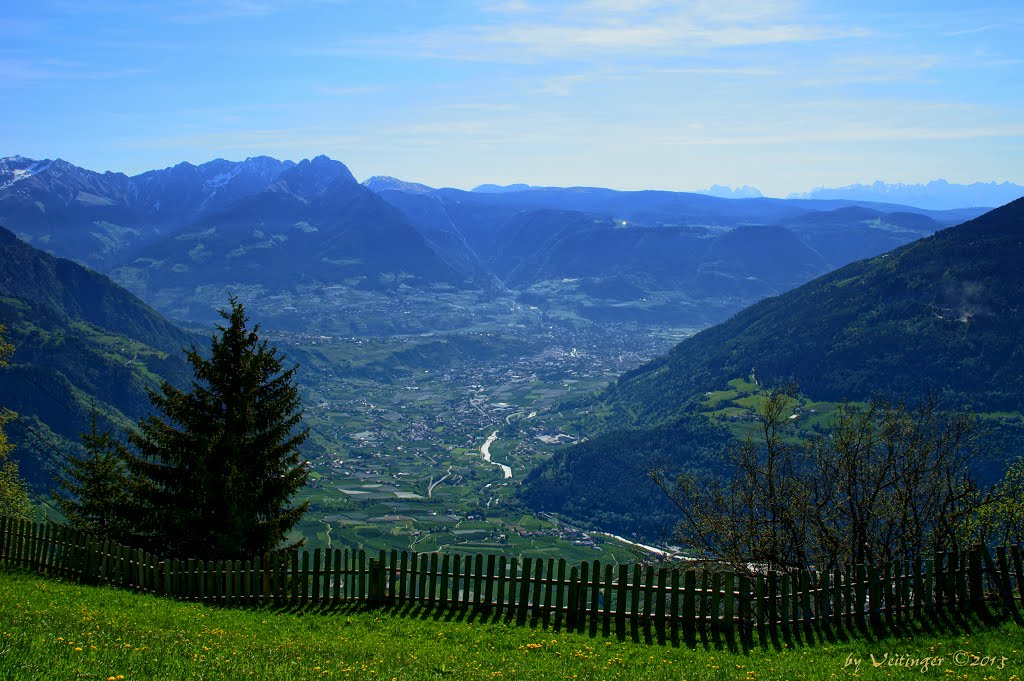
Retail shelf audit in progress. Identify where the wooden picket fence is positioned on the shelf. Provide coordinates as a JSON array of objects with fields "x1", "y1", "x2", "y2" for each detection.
[{"x1": 2, "y1": 515, "x2": 1022, "y2": 642}]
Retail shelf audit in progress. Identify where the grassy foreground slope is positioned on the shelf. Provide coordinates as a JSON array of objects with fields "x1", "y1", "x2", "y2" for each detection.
[{"x1": 2, "y1": 569, "x2": 1023, "y2": 680}]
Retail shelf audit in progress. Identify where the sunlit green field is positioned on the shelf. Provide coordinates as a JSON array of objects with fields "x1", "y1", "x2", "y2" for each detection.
[{"x1": 3, "y1": 568, "x2": 1023, "y2": 680}]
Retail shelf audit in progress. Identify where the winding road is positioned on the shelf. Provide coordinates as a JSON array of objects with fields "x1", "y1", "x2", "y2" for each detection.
[{"x1": 426, "y1": 465, "x2": 453, "y2": 498}]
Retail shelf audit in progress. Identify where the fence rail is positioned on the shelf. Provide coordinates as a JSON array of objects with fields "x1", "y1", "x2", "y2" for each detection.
[{"x1": 2, "y1": 515, "x2": 1021, "y2": 641}]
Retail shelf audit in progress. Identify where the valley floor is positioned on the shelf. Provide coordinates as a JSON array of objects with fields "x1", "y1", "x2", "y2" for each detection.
[{"x1": 2, "y1": 568, "x2": 1022, "y2": 680}]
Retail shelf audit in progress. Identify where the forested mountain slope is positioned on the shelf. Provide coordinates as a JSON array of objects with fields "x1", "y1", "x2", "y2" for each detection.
[
  {"x1": 0, "y1": 226, "x2": 193, "y2": 487},
  {"x1": 522, "y1": 198, "x2": 1024, "y2": 539}
]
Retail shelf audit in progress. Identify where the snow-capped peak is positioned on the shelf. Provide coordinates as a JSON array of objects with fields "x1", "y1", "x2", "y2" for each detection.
[{"x1": 0, "y1": 156, "x2": 54, "y2": 191}]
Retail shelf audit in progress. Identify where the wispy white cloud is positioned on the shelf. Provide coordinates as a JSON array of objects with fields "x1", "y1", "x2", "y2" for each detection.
[
  {"x1": 483, "y1": 0, "x2": 536, "y2": 13},
  {"x1": 798, "y1": 53, "x2": 943, "y2": 86},
  {"x1": 653, "y1": 65, "x2": 780, "y2": 77},
  {"x1": 0, "y1": 59, "x2": 53, "y2": 83},
  {"x1": 323, "y1": 1, "x2": 861, "y2": 63},
  {"x1": 0, "y1": 57, "x2": 149, "y2": 85},
  {"x1": 116, "y1": 126, "x2": 365, "y2": 153},
  {"x1": 943, "y1": 24, "x2": 999, "y2": 37},
  {"x1": 165, "y1": 0, "x2": 279, "y2": 23},
  {"x1": 316, "y1": 85, "x2": 383, "y2": 96},
  {"x1": 436, "y1": 102, "x2": 520, "y2": 112},
  {"x1": 533, "y1": 73, "x2": 593, "y2": 96},
  {"x1": 656, "y1": 124, "x2": 1024, "y2": 147}
]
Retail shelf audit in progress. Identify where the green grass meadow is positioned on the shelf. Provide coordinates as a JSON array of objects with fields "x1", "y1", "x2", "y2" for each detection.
[{"x1": 3, "y1": 568, "x2": 1024, "y2": 680}]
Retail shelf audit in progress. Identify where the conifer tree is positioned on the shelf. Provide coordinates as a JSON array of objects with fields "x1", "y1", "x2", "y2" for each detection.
[
  {"x1": 124, "y1": 296, "x2": 309, "y2": 558},
  {"x1": 0, "y1": 324, "x2": 32, "y2": 520},
  {"x1": 55, "y1": 408, "x2": 129, "y2": 539}
]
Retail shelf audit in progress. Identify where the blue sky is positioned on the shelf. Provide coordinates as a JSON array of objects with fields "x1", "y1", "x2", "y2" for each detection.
[{"x1": 3, "y1": 1, "x2": 1022, "y2": 196}]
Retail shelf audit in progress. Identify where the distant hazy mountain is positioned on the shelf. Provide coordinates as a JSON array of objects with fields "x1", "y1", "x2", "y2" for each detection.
[
  {"x1": 378, "y1": 184, "x2": 953, "y2": 323},
  {"x1": 778, "y1": 205, "x2": 939, "y2": 269},
  {"x1": 696, "y1": 184, "x2": 764, "y2": 199},
  {"x1": 0, "y1": 225, "x2": 193, "y2": 487},
  {"x1": 789, "y1": 180, "x2": 1024, "y2": 210},
  {"x1": 362, "y1": 176, "x2": 435, "y2": 194},
  {"x1": 471, "y1": 183, "x2": 538, "y2": 193},
  {"x1": 521, "y1": 199, "x2": 1024, "y2": 537}
]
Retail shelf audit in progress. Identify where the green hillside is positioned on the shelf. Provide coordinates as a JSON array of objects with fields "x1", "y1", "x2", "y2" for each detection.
[
  {"x1": 521, "y1": 199, "x2": 1024, "y2": 539},
  {"x1": 0, "y1": 226, "x2": 194, "y2": 487},
  {"x1": 600, "y1": 197, "x2": 1024, "y2": 428}
]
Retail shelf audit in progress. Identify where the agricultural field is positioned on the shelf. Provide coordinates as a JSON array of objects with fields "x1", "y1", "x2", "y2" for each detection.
[{"x1": 275, "y1": 317, "x2": 693, "y2": 561}]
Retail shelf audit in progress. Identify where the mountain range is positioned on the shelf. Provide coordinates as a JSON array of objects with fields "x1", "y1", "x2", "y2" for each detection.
[
  {"x1": 788, "y1": 180, "x2": 1024, "y2": 210},
  {"x1": 0, "y1": 155, "x2": 991, "y2": 332},
  {"x1": 367, "y1": 179, "x2": 979, "y2": 326}
]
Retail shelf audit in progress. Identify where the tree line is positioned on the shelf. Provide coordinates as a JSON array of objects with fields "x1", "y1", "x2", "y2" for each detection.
[
  {"x1": 2, "y1": 297, "x2": 309, "y2": 560},
  {"x1": 652, "y1": 386, "x2": 1024, "y2": 573},
  {"x1": 0, "y1": 323, "x2": 32, "y2": 520}
]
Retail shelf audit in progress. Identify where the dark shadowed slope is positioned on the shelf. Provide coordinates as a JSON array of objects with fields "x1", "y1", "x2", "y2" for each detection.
[{"x1": 0, "y1": 226, "x2": 193, "y2": 487}]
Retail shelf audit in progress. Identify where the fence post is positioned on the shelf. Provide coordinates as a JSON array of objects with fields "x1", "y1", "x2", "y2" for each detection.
[
  {"x1": 969, "y1": 545, "x2": 984, "y2": 612},
  {"x1": 755, "y1": 574, "x2": 767, "y2": 644},
  {"x1": 440, "y1": 553, "x2": 452, "y2": 611},
  {"x1": 518, "y1": 557, "x2": 533, "y2": 627},
  {"x1": 723, "y1": 571, "x2": 735, "y2": 634},
  {"x1": 312, "y1": 548, "x2": 321, "y2": 605},
  {"x1": 767, "y1": 572, "x2": 779, "y2": 630},
  {"x1": 34, "y1": 523, "x2": 46, "y2": 573},
  {"x1": 290, "y1": 551, "x2": 299, "y2": 606},
  {"x1": 546, "y1": 559, "x2": 558, "y2": 629},
  {"x1": 683, "y1": 570, "x2": 696, "y2": 639},
  {"x1": 556, "y1": 559, "x2": 568, "y2": 632},
  {"x1": 780, "y1": 573, "x2": 791, "y2": 632},
  {"x1": 1012, "y1": 546, "x2": 1024, "y2": 612},
  {"x1": 601, "y1": 563, "x2": 613, "y2": 636},
  {"x1": 655, "y1": 567, "x2": 668, "y2": 643},
  {"x1": 996, "y1": 546, "x2": 1016, "y2": 613},
  {"x1": 38, "y1": 523, "x2": 51, "y2": 575},
  {"x1": 800, "y1": 570, "x2": 812, "y2": 633},
  {"x1": 333, "y1": 549, "x2": 342, "y2": 602},
  {"x1": 738, "y1": 573, "x2": 751, "y2": 646},
  {"x1": 15, "y1": 519, "x2": 26, "y2": 568},
  {"x1": 26, "y1": 521, "x2": 37, "y2": 571},
  {"x1": 389, "y1": 550, "x2": 398, "y2": 605},
  {"x1": 504, "y1": 557, "x2": 515, "y2": 619},
  {"x1": 369, "y1": 558, "x2": 383, "y2": 606},
  {"x1": 534, "y1": 558, "x2": 547, "y2": 623},
  {"x1": 587, "y1": 560, "x2": 600, "y2": 634},
  {"x1": 853, "y1": 564, "x2": 866, "y2": 626},
  {"x1": 567, "y1": 565, "x2": 579, "y2": 631}
]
